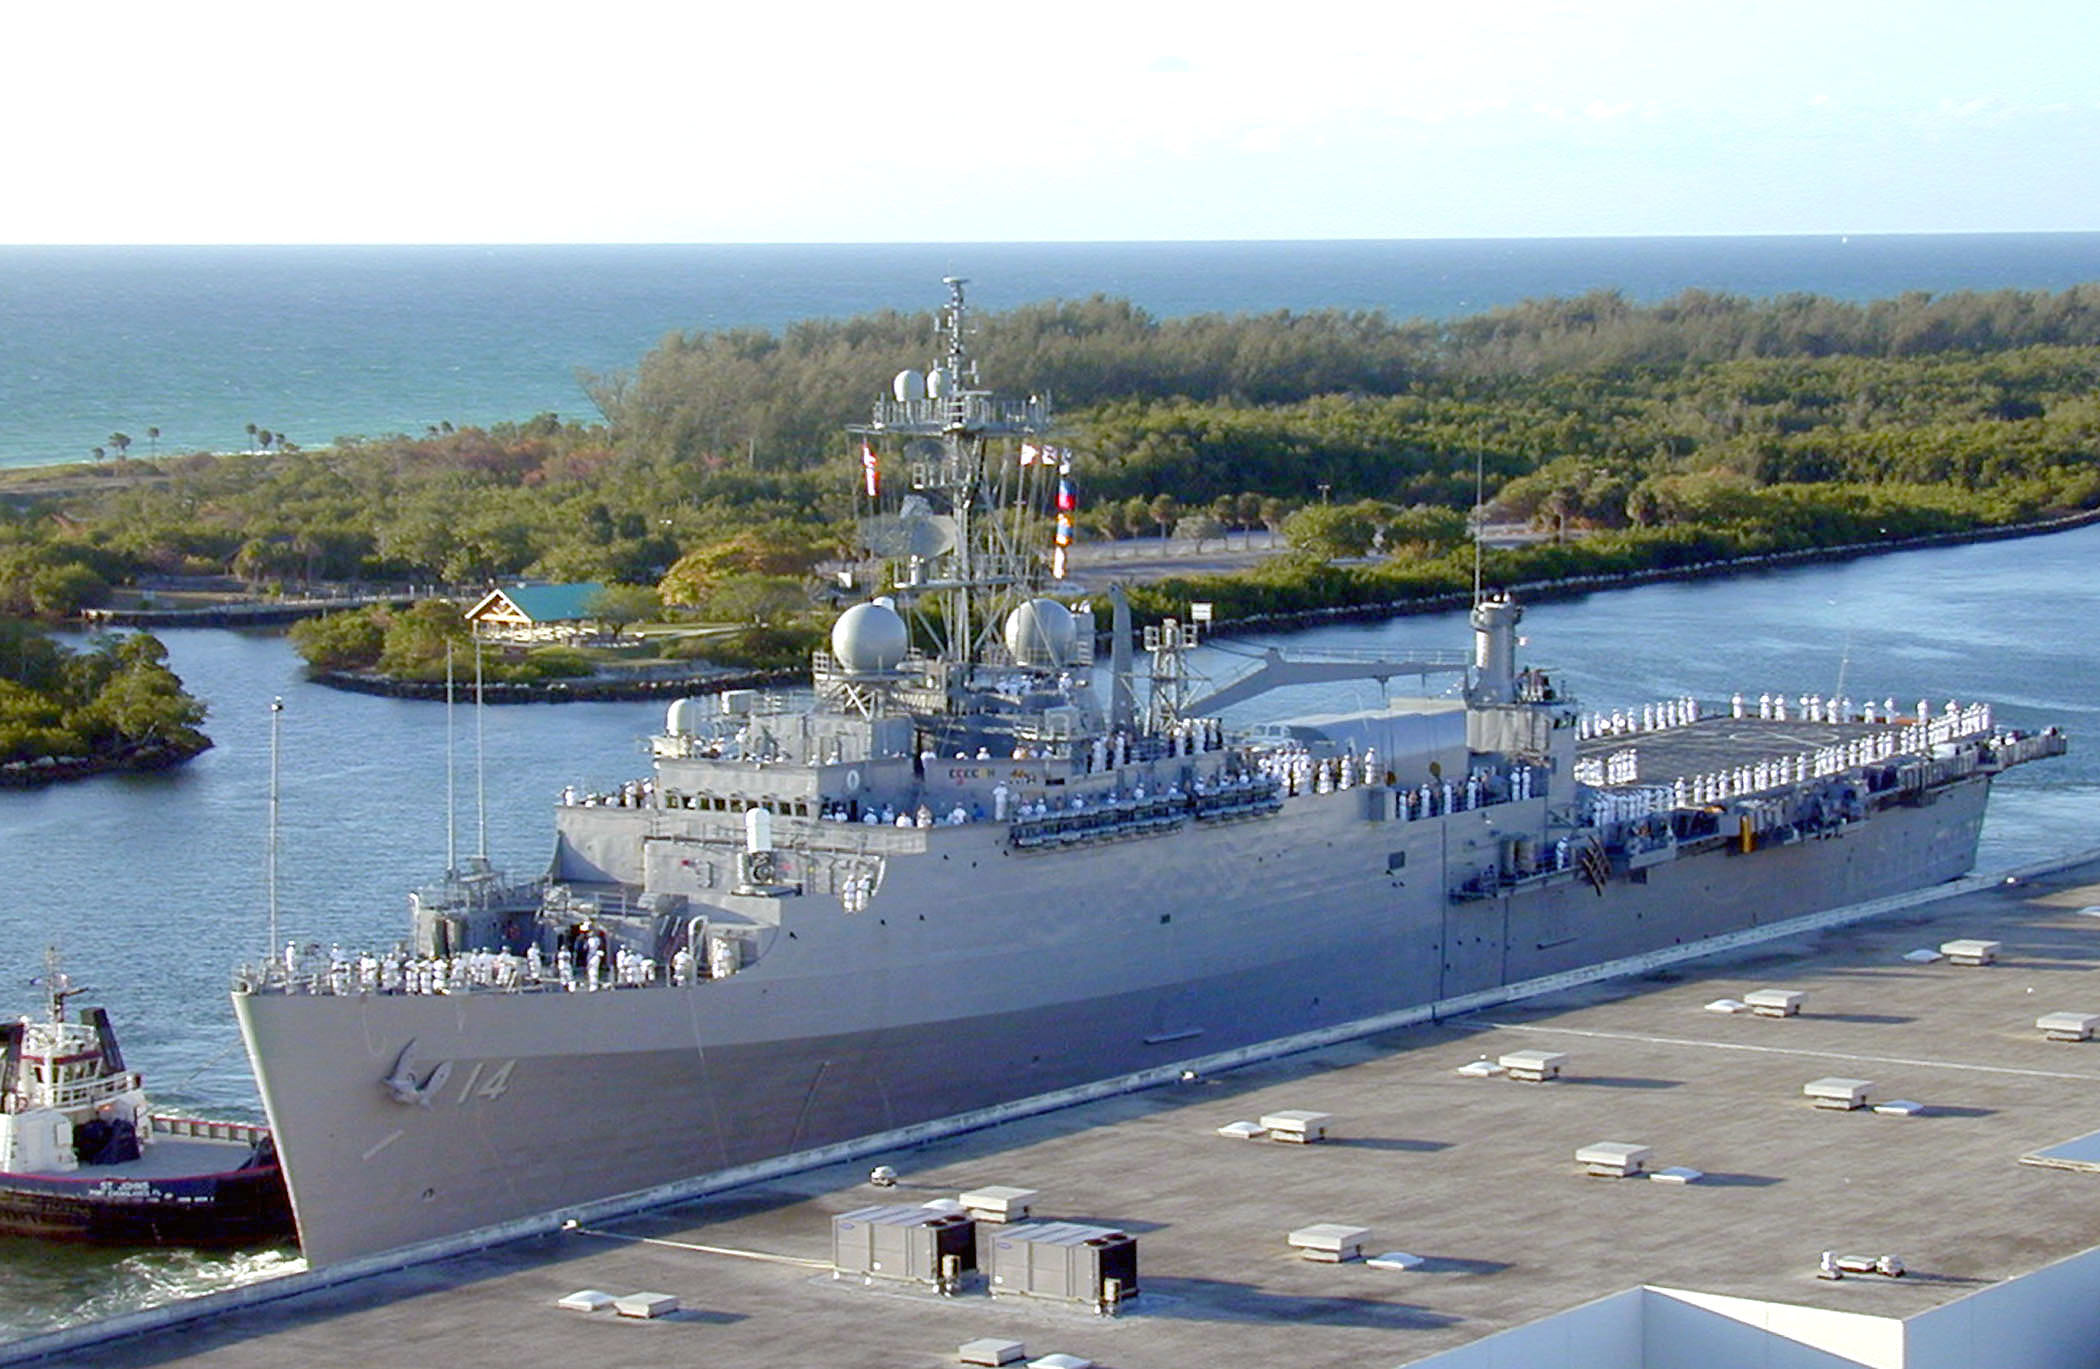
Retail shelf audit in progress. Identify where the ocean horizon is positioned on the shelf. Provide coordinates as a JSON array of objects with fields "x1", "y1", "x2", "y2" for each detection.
[{"x1": 4, "y1": 233, "x2": 2098, "y2": 471}]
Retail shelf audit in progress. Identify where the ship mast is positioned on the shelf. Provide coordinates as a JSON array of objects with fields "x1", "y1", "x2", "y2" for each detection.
[
  {"x1": 942, "y1": 278, "x2": 979, "y2": 662},
  {"x1": 849, "y1": 278, "x2": 1055, "y2": 682}
]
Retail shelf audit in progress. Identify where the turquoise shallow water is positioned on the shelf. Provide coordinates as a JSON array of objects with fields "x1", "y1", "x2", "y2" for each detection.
[
  {"x1": 2, "y1": 525, "x2": 2095, "y2": 1338},
  {"x1": 4, "y1": 235, "x2": 2099, "y2": 468}
]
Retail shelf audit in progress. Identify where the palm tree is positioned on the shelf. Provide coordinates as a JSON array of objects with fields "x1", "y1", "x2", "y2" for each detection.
[
  {"x1": 108, "y1": 432, "x2": 131, "y2": 460},
  {"x1": 245, "y1": 422, "x2": 259, "y2": 453},
  {"x1": 146, "y1": 426, "x2": 160, "y2": 456},
  {"x1": 91, "y1": 446, "x2": 105, "y2": 462},
  {"x1": 1149, "y1": 493, "x2": 1180, "y2": 540}
]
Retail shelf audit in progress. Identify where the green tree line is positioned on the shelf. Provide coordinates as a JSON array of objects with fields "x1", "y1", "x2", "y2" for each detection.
[
  {"x1": 0, "y1": 286, "x2": 2095, "y2": 626},
  {"x1": 0, "y1": 623, "x2": 209, "y2": 767}
]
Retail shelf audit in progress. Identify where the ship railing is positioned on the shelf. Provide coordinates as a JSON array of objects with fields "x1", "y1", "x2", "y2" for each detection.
[
  {"x1": 411, "y1": 875, "x2": 548, "y2": 914},
  {"x1": 1007, "y1": 775, "x2": 1284, "y2": 850},
  {"x1": 884, "y1": 551, "x2": 1032, "y2": 586},
  {"x1": 29, "y1": 1072, "x2": 142, "y2": 1112},
  {"x1": 545, "y1": 884, "x2": 649, "y2": 920},
  {"x1": 1984, "y1": 728, "x2": 2067, "y2": 769},
  {"x1": 148, "y1": 1114, "x2": 270, "y2": 1146},
  {"x1": 863, "y1": 393, "x2": 1052, "y2": 433}
]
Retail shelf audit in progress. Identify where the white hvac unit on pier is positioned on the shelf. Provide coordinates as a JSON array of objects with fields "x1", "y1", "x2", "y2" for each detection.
[
  {"x1": 1804, "y1": 1077, "x2": 1874, "y2": 1110},
  {"x1": 1258, "y1": 1110, "x2": 1333, "y2": 1143},
  {"x1": 2038, "y1": 1012, "x2": 2100, "y2": 1042},
  {"x1": 1500, "y1": 1049, "x2": 1568, "y2": 1083},
  {"x1": 960, "y1": 1186, "x2": 1038, "y2": 1224},
  {"x1": 1940, "y1": 939, "x2": 2002, "y2": 966},
  {"x1": 1576, "y1": 1142, "x2": 1653, "y2": 1178},
  {"x1": 1288, "y1": 1223, "x2": 1371, "y2": 1262}
]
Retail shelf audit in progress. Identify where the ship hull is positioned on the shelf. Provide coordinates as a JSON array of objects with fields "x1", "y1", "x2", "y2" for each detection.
[
  {"x1": 0, "y1": 1150, "x2": 293, "y2": 1247},
  {"x1": 239, "y1": 776, "x2": 1991, "y2": 1266}
]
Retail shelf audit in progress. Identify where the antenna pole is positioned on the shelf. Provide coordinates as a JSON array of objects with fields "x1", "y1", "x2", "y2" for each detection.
[
  {"x1": 446, "y1": 642, "x2": 457, "y2": 878},
  {"x1": 942, "y1": 277, "x2": 975, "y2": 663},
  {"x1": 267, "y1": 696, "x2": 283, "y2": 973},
  {"x1": 1472, "y1": 437, "x2": 1485, "y2": 607},
  {"x1": 474, "y1": 630, "x2": 488, "y2": 862}
]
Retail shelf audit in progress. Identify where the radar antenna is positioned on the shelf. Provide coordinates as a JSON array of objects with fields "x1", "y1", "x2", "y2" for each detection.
[
  {"x1": 847, "y1": 277, "x2": 1057, "y2": 677},
  {"x1": 40, "y1": 946, "x2": 84, "y2": 1023},
  {"x1": 1143, "y1": 613, "x2": 1208, "y2": 732}
]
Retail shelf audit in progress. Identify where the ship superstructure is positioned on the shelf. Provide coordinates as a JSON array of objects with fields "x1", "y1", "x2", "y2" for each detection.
[{"x1": 233, "y1": 281, "x2": 2064, "y2": 1267}]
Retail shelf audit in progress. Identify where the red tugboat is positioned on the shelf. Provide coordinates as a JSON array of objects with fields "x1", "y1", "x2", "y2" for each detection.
[{"x1": 0, "y1": 954, "x2": 292, "y2": 1246}]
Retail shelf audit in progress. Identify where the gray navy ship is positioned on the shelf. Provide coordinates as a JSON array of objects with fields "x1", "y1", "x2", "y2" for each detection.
[{"x1": 233, "y1": 280, "x2": 2065, "y2": 1267}]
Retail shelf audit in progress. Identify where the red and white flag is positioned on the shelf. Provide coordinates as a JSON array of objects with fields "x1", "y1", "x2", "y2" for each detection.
[{"x1": 861, "y1": 441, "x2": 879, "y2": 497}]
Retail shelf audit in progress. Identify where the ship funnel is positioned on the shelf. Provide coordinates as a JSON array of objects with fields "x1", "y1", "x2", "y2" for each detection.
[
  {"x1": 745, "y1": 806, "x2": 773, "y2": 855},
  {"x1": 1470, "y1": 596, "x2": 1524, "y2": 704}
]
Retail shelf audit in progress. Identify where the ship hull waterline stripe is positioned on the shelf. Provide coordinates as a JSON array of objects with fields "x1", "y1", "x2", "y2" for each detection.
[{"x1": 6, "y1": 844, "x2": 2092, "y2": 1369}]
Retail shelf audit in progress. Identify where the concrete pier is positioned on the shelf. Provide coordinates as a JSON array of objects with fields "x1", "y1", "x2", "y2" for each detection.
[{"x1": 15, "y1": 851, "x2": 2100, "y2": 1369}]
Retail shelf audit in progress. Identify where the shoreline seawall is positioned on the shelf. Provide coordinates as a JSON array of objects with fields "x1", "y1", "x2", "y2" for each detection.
[
  {"x1": 309, "y1": 665, "x2": 799, "y2": 705},
  {"x1": 0, "y1": 739, "x2": 211, "y2": 789}
]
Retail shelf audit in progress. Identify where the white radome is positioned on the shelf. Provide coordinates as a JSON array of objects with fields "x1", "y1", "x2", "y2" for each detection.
[
  {"x1": 1004, "y1": 597, "x2": 1076, "y2": 667},
  {"x1": 892, "y1": 369, "x2": 927, "y2": 402},
  {"x1": 832, "y1": 600, "x2": 910, "y2": 673}
]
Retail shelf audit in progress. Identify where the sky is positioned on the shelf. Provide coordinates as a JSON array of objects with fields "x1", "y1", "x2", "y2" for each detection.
[{"x1": 9, "y1": 0, "x2": 2097, "y2": 244}]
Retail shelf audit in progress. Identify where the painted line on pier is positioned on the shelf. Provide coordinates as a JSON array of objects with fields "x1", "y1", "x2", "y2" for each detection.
[
  {"x1": 1469, "y1": 1022, "x2": 2100, "y2": 1083},
  {"x1": 567, "y1": 1225, "x2": 831, "y2": 1269}
]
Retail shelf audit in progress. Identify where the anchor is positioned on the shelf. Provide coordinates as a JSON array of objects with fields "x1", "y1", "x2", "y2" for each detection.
[{"x1": 381, "y1": 1039, "x2": 453, "y2": 1107}]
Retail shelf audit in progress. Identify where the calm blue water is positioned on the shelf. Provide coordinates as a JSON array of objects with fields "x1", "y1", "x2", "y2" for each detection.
[
  {"x1": 3, "y1": 525, "x2": 2098, "y2": 1337},
  {"x1": 4, "y1": 235, "x2": 2099, "y2": 468}
]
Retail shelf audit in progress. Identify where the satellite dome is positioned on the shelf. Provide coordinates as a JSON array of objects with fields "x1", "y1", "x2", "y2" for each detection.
[
  {"x1": 666, "y1": 697, "x2": 699, "y2": 737},
  {"x1": 1003, "y1": 598, "x2": 1077, "y2": 668},
  {"x1": 831, "y1": 600, "x2": 909, "y2": 674},
  {"x1": 893, "y1": 368, "x2": 927, "y2": 403},
  {"x1": 927, "y1": 367, "x2": 951, "y2": 399}
]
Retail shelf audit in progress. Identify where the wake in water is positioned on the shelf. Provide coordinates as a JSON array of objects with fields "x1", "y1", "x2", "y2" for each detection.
[{"x1": 0, "y1": 1240, "x2": 304, "y2": 1341}]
